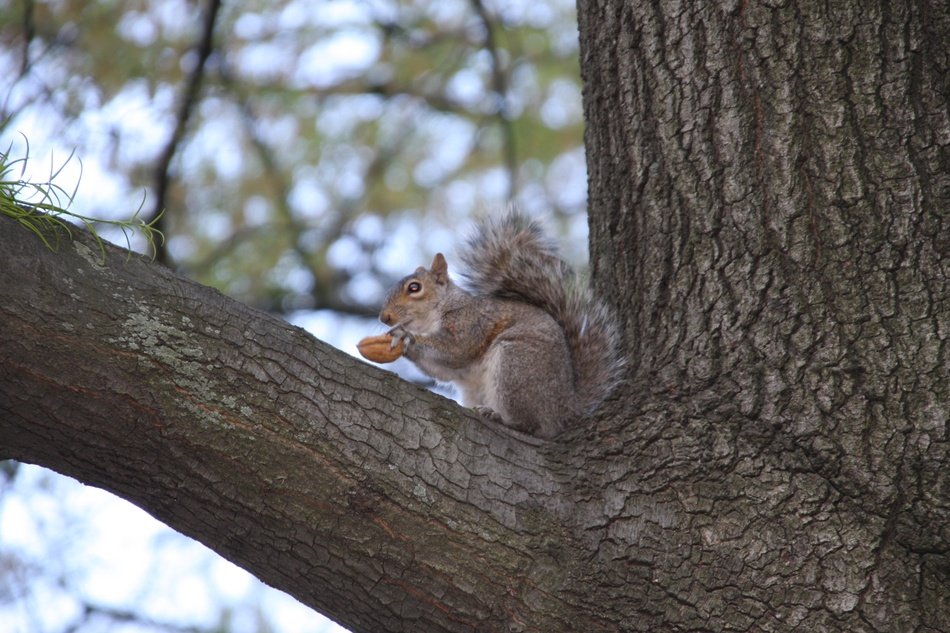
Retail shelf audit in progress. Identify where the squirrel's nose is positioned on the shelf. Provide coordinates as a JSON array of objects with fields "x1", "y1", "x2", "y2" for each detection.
[{"x1": 380, "y1": 309, "x2": 393, "y2": 325}]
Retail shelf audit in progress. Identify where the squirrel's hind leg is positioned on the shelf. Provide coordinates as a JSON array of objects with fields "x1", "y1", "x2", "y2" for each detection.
[{"x1": 473, "y1": 405, "x2": 504, "y2": 424}]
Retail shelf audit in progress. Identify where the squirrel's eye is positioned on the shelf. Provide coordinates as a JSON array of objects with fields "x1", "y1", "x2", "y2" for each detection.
[{"x1": 407, "y1": 282, "x2": 422, "y2": 294}]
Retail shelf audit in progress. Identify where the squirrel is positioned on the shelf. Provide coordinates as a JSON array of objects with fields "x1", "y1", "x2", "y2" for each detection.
[{"x1": 379, "y1": 211, "x2": 624, "y2": 438}]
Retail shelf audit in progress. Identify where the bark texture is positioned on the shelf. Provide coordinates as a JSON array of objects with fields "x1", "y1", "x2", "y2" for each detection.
[
  {"x1": 0, "y1": 221, "x2": 592, "y2": 632},
  {"x1": 578, "y1": 0, "x2": 949, "y2": 630},
  {"x1": 0, "y1": 1, "x2": 948, "y2": 632}
]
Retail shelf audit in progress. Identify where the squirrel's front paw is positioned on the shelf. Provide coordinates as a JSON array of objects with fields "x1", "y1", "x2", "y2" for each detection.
[{"x1": 387, "y1": 326, "x2": 415, "y2": 349}]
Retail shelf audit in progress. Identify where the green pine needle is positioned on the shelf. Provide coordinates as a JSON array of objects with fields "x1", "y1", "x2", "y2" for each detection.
[{"x1": 0, "y1": 141, "x2": 165, "y2": 261}]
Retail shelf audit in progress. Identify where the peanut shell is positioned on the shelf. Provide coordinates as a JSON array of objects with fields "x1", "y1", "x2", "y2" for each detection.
[{"x1": 357, "y1": 334, "x2": 404, "y2": 363}]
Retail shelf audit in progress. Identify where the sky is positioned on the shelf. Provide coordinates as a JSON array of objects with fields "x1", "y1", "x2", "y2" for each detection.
[{"x1": 0, "y1": 463, "x2": 350, "y2": 633}]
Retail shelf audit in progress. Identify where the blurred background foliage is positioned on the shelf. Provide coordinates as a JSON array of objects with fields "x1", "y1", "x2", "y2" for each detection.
[
  {"x1": 0, "y1": 1, "x2": 586, "y2": 632},
  {"x1": 1, "y1": 0, "x2": 588, "y2": 314}
]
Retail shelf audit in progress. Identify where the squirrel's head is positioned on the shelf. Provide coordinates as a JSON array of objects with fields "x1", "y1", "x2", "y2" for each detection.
[{"x1": 380, "y1": 253, "x2": 451, "y2": 328}]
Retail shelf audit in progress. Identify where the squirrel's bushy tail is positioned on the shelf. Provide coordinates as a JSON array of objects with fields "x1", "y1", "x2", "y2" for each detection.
[{"x1": 460, "y1": 211, "x2": 624, "y2": 415}]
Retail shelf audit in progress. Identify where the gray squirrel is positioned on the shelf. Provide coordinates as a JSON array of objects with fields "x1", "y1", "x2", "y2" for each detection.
[{"x1": 379, "y1": 212, "x2": 624, "y2": 438}]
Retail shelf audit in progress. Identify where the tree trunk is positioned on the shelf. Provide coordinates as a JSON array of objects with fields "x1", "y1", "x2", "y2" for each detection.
[
  {"x1": 577, "y1": 0, "x2": 949, "y2": 630},
  {"x1": 1, "y1": 2, "x2": 948, "y2": 633}
]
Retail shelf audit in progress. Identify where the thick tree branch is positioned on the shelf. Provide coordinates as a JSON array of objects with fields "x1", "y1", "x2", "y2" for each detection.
[
  {"x1": 2, "y1": 211, "x2": 946, "y2": 632},
  {"x1": 0, "y1": 217, "x2": 615, "y2": 633}
]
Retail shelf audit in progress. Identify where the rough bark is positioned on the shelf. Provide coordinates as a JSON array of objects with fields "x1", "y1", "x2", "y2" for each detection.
[
  {"x1": 0, "y1": 1, "x2": 947, "y2": 632},
  {"x1": 578, "y1": 0, "x2": 949, "y2": 630},
  {"x1": 0, "y1": 221, "x2": 597, "y2": 632}
]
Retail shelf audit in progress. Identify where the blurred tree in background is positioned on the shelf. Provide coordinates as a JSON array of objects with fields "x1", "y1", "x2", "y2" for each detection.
[
  {"x1": 1, "y1": 0, "x2": 587, "y2": 314},
  {"x1": 1, "y1": 1, "x2": 584, "y2": 631}
]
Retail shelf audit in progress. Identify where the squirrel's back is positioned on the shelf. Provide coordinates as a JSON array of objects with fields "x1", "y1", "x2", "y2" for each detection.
[{"x1": 459, "y1": 212, "x2": 624, "y2": 416}]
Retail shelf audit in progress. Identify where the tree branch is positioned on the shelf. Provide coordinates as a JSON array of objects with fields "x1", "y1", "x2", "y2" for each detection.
[
  {"x1": 0, "y1": 216, "x2": 606, "y2": 633},
  {"x1": 64, "y1": 602, "x2": 209, "y2": 633},
  {"x1": 470, "y1": 0, "x2": 518, "y2": 199},
  {"x1": 149, "y1": 0, "x2": 223, "y2": 265},
  {"x1": 18, "y1": 0, "x2": 35, "y2": 76}
]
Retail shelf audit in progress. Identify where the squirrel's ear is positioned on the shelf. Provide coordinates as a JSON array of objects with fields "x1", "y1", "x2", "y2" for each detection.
[{"x1": 430, "y1": 253, "x2": 449, "y2": 282}]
